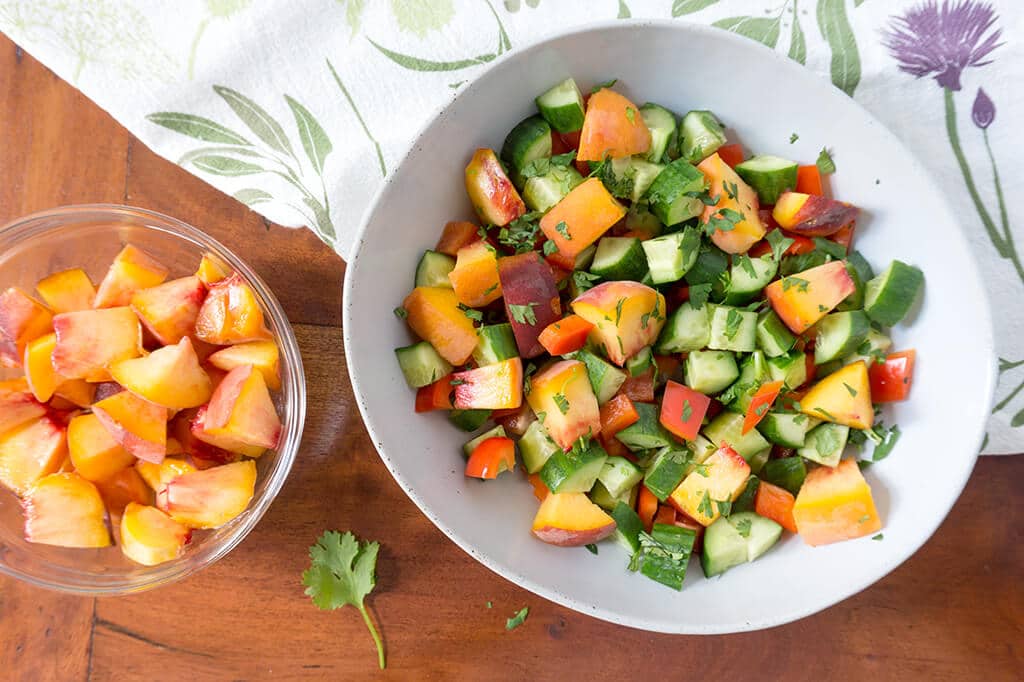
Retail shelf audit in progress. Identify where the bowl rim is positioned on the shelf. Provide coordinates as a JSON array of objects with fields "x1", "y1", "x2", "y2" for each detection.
[
  {"x1": 343, "y1": 19, "x2": 996, "y2": 633},
  {"x1": 0, "y1": 203, "x2": 306, "y2": 595}
]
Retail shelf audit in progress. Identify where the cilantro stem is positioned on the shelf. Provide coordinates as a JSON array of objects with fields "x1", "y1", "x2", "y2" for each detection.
[{"x1": 359, "y1": 604, "x2": 386, "y2": 670}]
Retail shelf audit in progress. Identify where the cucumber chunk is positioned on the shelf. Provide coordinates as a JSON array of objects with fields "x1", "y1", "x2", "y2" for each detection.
[
  {"x1": 600, "y1": 157, "x2": 666, "y2": 203},
  {"x1": 640, "y1": 103, "x2": 678, "y2": 163},
  {"x1": 734, "y1": 155, "x2": 798, "y2": 204},
  {"x1": 723, "y1": 254, "x2": 778, "y2": 305},
  {"x1": 644, "y1": 159, "x2": 706, "y2": 226},
  {"x1": 656, "y1": 303, "x2": 711, "y2": 353},
  {"x1": 836, "y1": 260, "x2": 866, "y2": 312},
  {"x1": 703, "y1": 411, "x2": 770, "y2": 461},
  {"x1": 611, "y1": 501, "x2": 644, "y2": 553},
  {"x1": 814, "y1": 311, "x2": 870, "y2": 365},
  {"x1": 523, "y1": 165, "x2": 584, "y2": 212},
  {"x1": 685, "y1": 350, "x2": 739, "y2": 395},
  {"x1": 637, "y1": 523, "x2": 697, "y2": 590},
  {"x1": 757, "y1": 412, "x2": 814, "y2": 449},
  {"x1": 678, "y1": 110, "x2": 726, "y2": 164},
  {"x1": 748, "y1": 446, "x2": 771, "y2": 475},
  {"x1": 641, "y1": 227, "x2": 700, "y2": 284},
  {"x1": 732, "y1": 475, "x2": 760, "y2": 513},
  {"x1": 520, "y1": 420, "x2": 560, "y2": 473},
  {"x1": 591, "y1": 237, "x2": 649, "y2": 282},
  {"x1": 535, "y1": 78, "x2": 586, "y2": 133},
  {"x1": 708, "y1": 305, "x2": 758, "y2": 353},
  {"x1": 727, "y1": 511, "x2": 783, "y2": 561},
  {"x1": 501, "y1": 115, "x2": 552, "y2": 179},
  {"x1": 540, "y1": 440, "x2": 608, "y2": 494},
  {"x1": 572, "y1": 349, "x2": 627, "y2": 404},
  {"x1": 473, "y1": 323, "x2": 519, "y2": 367},
  {"x1": 767, "y1": 350, "x2": 808, "y2": 389},
  {"x1": 589, "y1": 480, "x2": 637, "y2": 511},
  {"x1": 761, "y1": 456, "x2": 807, "y2": 495},
  {"x1": 616, "y1": 402, "x2": 675, "y2": 452},
  {"x1": 598, "y1": 456, "x2": 644, "y2": 498},
  {"x1": 463, "y1": 425, "x2": 507, "y2": 457},
  {"x1": 449, "y1": 409, "x2": 491, "y2": 432},
  {"x1": 626, "y1": 346, "x2": 653, "y2": 378},
  {"x1": 724, "y1": 351, "x2": 769, "y2": 413},
  {"x1": 414, "y1": 250, "x2": 456, "y2": 289},
  {"x1": 624, "y1": 204, "x2": 663, "y2": 239},
  {"x1": 643, "y1": 448, "x2": 691, "y2": 501},
  {"x1": 844, "y1": 328, "x2": 892, "y2": 366},
  {"x1": 395, "y1": 341, "x2": 453, "y2": 388},
  {"x1": 798, "y1": 422, "x2": 850, "y2": 467},
  {"x1": 864, "y1": 260, "x2": 924, "y2": 326},
  {"x1": 756, "y1": 309, "x2": 797, "y2": 358},
  {"x1": 701, "y1": 516, "x2": 748, "y2": 577}
]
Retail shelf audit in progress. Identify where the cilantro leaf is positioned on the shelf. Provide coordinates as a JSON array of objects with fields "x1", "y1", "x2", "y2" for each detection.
[
  {"x1": 498, "y1": 211, "x2": 543, "y2": 254},
  {"x1": 585, "y1": 543, "x2": 599, "y2": 555},
  {"x1": 735, "y1": 518, "x2": 752, "y2": 537},
  {"x1": 813, "y1": 237, "x2": 847, "y2": 260},
  {"x1": 508, "y1": 303, "x2": 537, "y2": 326},
  {"x1": 615, "y1": 298, "x2": 626, "y2": 325},
  {"x1": 591, "y1": 78, "x2": 617, "y2": 93},
  {"x1": 682, "y1": 399, "x2": 693, "y2": 423},
  {"x1": 302, "y1": 531, "x2": 386, "y2": 669},
  {"x1": 542, "y1": 240, "x2": 558, "y2": 256},
  {"x1": 765, "y1": 229, "x2": 795, "y2": 263},
  {"x1": 843, "y1": 382, "x2": 858, "y2": 397},
  {"x1": 735, "y1": 254, "x2": 757, "y2": 278},
  {"x1": 506, "y1": 607, "x2": 529, "y2": 630},
  {"x1": 789, "y1": 132, "x2": 799, "y2": 144},
  {"x1": 723, "y1": 308, "x2": 743, "y2": 340},
  {"x1": 697, "y1": 490, "x2": 714, "y2": 518},
  {"x1": 870, "y1": 424, "x2": 901, "y2": 462},
  {"x1": 553, "y1": 392, "x2": 570, "y2": 415},
  {"x1": 572, "y1": 270, "x2": 601, "y2": 294},
  {"x1": 393, "y1": 306, "x2": 408, "y2": 320},
  {"x1": 688, "y1": 283, "x2": 713, "y2": 309},
  {"x1": 459, "y1": 304, "x2": 483, "y2": 322},
  {"x1": 816, "y1": 147, "x2": 836, "y2": 175},
  {"x1": 555, "y1": 220, "x2": 572, "y2": 240},
  {"x1": 781, "y1": 276, "x2": 810, "y2": 293},
  {"x1": 625, "y1": 106, "x2": 636, "y2": 124},
  {"x1": 872, "y1": 533, "x2": 884, "y2": 541}
]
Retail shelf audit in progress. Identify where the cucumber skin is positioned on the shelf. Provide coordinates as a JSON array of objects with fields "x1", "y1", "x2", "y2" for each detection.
[
  {"x1": 761, "y1": 457, "x2": 807, "y2": 495},
  {"x1": 449, "y1": 409, "x2": 492, "y2": 432},
  {"x1": 535, "y1": 78, "x2": 586, "y2": 133},
  {"x1": 395, "y1": 341, "x2": 453, "y2": 388},
  {"x1": 814, "y1": 311, "x2": 870, "y2": 365},
  {"x1": 414, "y1": 250, "x2": 456, "y2": 289},
  {"x1": 645, "y1": 159, "x2": 706, "y2": 227},
  {"x1": 643, "y1": 449, "x2": 690, "y2": 501},
  {"x1": 864, "y1": 260, "x2": 925, "y2": 327},
  {"x1": 540, "y1": 442, "x2": 608, "y2": 493},
  {"x1": 501, "y1": 115, "x2": 552, "y2": 174},
  {"x1": 701, "y1": 517, "x2": 748, "y2": 577},
  {"x1": 735, "y1": 156, "x2": 798, "y2": 205},
  {"x1": 591, "y1": 237, "x2": 649, "y2": 282}
]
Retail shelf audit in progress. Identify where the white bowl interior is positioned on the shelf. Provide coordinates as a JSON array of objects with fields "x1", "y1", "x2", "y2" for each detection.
[{"x1": 344, "y1": 21, "x2": 994, "y2": 633}]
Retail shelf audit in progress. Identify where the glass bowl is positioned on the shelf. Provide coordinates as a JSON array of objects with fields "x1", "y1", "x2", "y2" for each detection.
[{"x1": 0, "y1": 205, "x2": 305, "y2": 594}]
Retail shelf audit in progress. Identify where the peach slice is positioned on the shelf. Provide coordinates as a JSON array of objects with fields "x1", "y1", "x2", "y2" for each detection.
[
  {"x1": 0, "y1": 415, "x2": 68, "y2": 494},
  {"x1": 92, "y1": 390, "x2": 167, "y2": 464},
  {"x1": 526, "y1": 360, "x2": 601, "y2": 451},
  {"x1": 697, "y1": 152, "x2": 766, "y2": 254},
  {"x1": 793, "y1": 458, "x2": 881, "y2": 546},
  {"x1": 51, "y1": 307, "x2": 142, "y2": 380},
  {"x1": 531, "y1": 492, "x2": 617, "y2": 546},
  {"x1": 668, "y1": 445, "x2": 751, "y2": 526},
  {"x1": 764, "y1": 260, "x2": 856, "y2": 334},
  {"x1": 110, "y1": 337, "x2": 213, "y2": 410},
  {"x1": 53, "y1": 379, "x2": 96, "y2": 408},
  {"x1": 572, "y1": 281, "x2": 666, "y2": 366},
  {"x1": 120, "y1": 502, "x2": 191, "y2": 565},
  {"x1": 136, "y1": 456, "x2": 196, "y2": 491},
  {"x1": 497, "y1": 252, "x2": 563, "y2": 359},
  {"x1": 540, "y1": 178, "x2": 626, "y2": 260},
  {"x1": 196, "y1": 253, "x2": 229, "y2": 286},
  {"x1": 452, "y1": 357, "x2": 523, "y2": 410},
  {"x1": 448, "y1": 240, "x2": 503, "y2": 308},
  {"x1": 92, "y1": 381, "x2": 124, "y2": 403},
  {"x1": 576, "y1": 88, "x2": 652, "y2": 162},
  {"x1": 800, "y1": 361, "x2": 874, "y2": 430},
  {"x1": 35, "y1": 268, "x2": 96, "y2": 314},
  {"x1": 184, "y1": 406, "x2": 263, "y2": 459},
  {"x1": 203, "y1": 364, "x2": 280, "y2": 449},
  {"x1": 22, "y1": 473, "x2": 111, "y2": 548},
  {"x1": 94, "y1": 466, "x2": 152, "y2": 514},
  {"x1": 0, "y1": 287, "x2": 53, "y2": 368},
  {"x1": 93, "y1": 244, "x2": 169, "y2": 308},
  {"x1": 67, "y1": 413, "x2": 135, "y2": 482},
  {"x1": 0, "y1": 378, "x2": 47, "y2": 435},
  {"x1": 156, "y1": 460, "x2": 257, "y2": 529},
  {"x1": 402, "y1": 286, "x2": 478, "y2": 366},
  {"x1": 131, "y1": 275, "x2": 207, "y2": 345},
  {"x1": 23, "y1": 333, "x2": 60, "y2": 402},
  {"x1": 464, "y1": 148, "x2": 526, "y2": 227},
  {"x1": 772, "y1": 192, "x2": 859, "y2": 237},
  {"x1": 206, "y1": 340, "x2": 280, "y2": 391},
  {"x1": 194, "y1": 273, "x2": 271, "y2": 345}
]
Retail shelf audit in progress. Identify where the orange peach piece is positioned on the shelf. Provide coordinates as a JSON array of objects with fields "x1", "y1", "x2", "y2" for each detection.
[
  {"x1": 668, "y1": 446, "x2": 751, "y2": 526},
  {"x1": 448, "y1": 240, "x2": 503, "y2": 308},
  {"x1": 576, "y1": 88, "x2": 652, "y2": 162},
  {"x1": 194, "y1": 273, "x2": 271, "y2": 345},
  {"x1": 156, "y1": 460, "x2": 257, "y2": 529},
  {"x1": 22, "y1": 473, "x2": 111, "y2": 548},
  {"x1": 93, "y1": 244, "x2": 169, "y2": 308},
  {"x1": 464, "y1": 148, "x2": 526, "y2": 227},
  {"x1": 110, "y1": 337, "x2": 212, "y2": 410},
  {"x1": 572, "y1": 281, "x2": 666, "y2": 366},
  {"x1": 793, "y1": 458, "x2": 882, "y2": 546},
  {"x1": 195, "y1": 253, "x2": 229, "y2": 286},
  {"x1": 120, "y1": 502, "x2": 191, "y2": 565},
  {"x1": 531, "y1": 492, "x2": 617, "y2": 546},
  {"x1": 53, "y1": 379, "x2": 96, "y2": 408},
  {"x1": 206, "y1": 340, "x2": 280, "y2": 391},
  {"x1": 51, "y1": 307, "x2": 142, "y2": 379},
  {"x1": 135, "y1": 456, "x2": 196, "y2": 491},
  {"x1": 0, "y1": 378, "x2": 47, "y2": 436},
  {"x1": 35, "y1": 268, "x2": 96, "y2": 313},
  {"x1": 23, "y1": 333, "x2": 60, "y2": 402},
  {"x1": 0, "y1": 287, "x2": 53, "y2": 368},
  {"x1": 92, "y1": 390, "x2": 168, "y2": 464},
  {"x1": 539, "y1": 178, "x2": 626, "y2": 260},
  {"x1": 0, "y1": 415, "x2": 68, "y2": 494},
  {"x1": 697, "y1": 152, "x2": 766, "y2": 254},
  {"x1": 131, "y1": 275, "x2": 207, "y2": 345},
  {"x1": 165, "y1": 437, "x2": 184, "y2": 456},
  {"x1": 800, "y1": 361, "x2": 874, "y2": 430},
  {"x1": 203, "y1": 364, "x2": 280, "y2": 449},
  {"x1": 402, "y1": 286, "x2": 478, "y2": 365},
  {"x1": 526, "y1": 360, "x2": 601, "y2": 451},
  {"x1": 94, "y1": 466, "x2": 153, "y2": 514},
  {"x1": 185, "y1": 406, "x2": 263, "y2": 459},
  {"x1": 764, "y1": 260, "x2": 856, "y2": 334},
  {"x1": 772, "y1": 192, "x2": 859, "y2": 237},
  {"x1": 67, "y1": 413, "x2": 135, "y2": 482},
  {"x1": 452, "y1": 357, "x2": 522, "y2": 410}
]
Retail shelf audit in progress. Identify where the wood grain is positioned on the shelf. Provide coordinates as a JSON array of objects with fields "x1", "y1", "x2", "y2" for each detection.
[{"x1": 1, "y1": 36, "x2": 1021, "y2": 682}]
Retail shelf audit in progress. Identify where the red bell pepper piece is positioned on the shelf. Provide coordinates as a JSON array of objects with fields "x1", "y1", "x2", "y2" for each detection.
[
  {"x1": 654, "y1": 354, "x2": 681, "y2": 383},
  {"x1": 617, "y1": 366, "x2": 655, "y2": 403},
  {"x1": 538, "y1": 314, "x2": 595, "y2": 356},
  {"x1": 464, "y1": 437, "x2": 516, "y2": 479},
  {"x1": 600, "y1": 434, "x2": 633, "y2": 460},
  {"x1": 869, "y1": 350, "x2": 916, "y2": 403},
  {"x1": 673, "y1": 511, "x2": 705, "y2": 553},
  {"x1": 599, "y1": 394, "x2": 640, "y2": 439},
  {"x1": 717, "y1": 143, "x2": 744, "y2": 168},
  {"x1": 754, "y1": 480, "x2": 798, "y2": 533},
  {"x1": 660, "y1": 381, "x2": 710, "y2": 441},
  {"x1": 637, "y1": 485, "x2": 658, "y2": 533},
  {"x1": 742, "y1": 380, "x2": 784, "y2": 434},
  {"x1": 654, "y1": 504, "x2": 676, "y2": 527},
  {"x1": 748, "y1": 233, "x2": 815, "y2": 259},
  {"x1": 796, "y1": 164, "x2": 824, "y2": 196},
  {"x1": 415, "y1": 374, "x2": 454, "y2": 412},
  {"x1": 527, "y1": 472, "x2": 549, "y2": 501}
]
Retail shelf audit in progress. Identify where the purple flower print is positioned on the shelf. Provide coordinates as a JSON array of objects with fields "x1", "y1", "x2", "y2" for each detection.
[
  {"x1": 972, "y1": 87, "x2": 995, "y2": 129},
  {"x1": 881, "y1": 0, "x2": 1002, "y2": 91}
]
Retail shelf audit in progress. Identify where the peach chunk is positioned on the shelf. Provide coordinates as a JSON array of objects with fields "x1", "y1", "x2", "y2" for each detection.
[
  {"x1": 0, "y1": 415, "x2": 68, "y2": 494},
  {"x1": 576, "y1": 88, "x2": 652, "y2": 162},
  {"x1": 194, "y1": 273, "x2": 271, "y2": 345},
  {"x1": 156, "y1": 460, "x2": 257, "y2": 529},
  {"x1": 668, "y1": 445, "x2": 751, "y2": 526},
  {"x1": 206, "y1": 340, "x2": 280, "y2": 391},
  {"x1": 800, "y1": 361, "x2": 874, "y2": 430},
  {"x1": 136, "y1": 456, "x2": 196, "y2": 491},
  {"x1": 110, "y1": 337, "x2": 212, "y2": 410},
  {"x1": 22, "y1": 473, "x2": 111, "y2": 548},
  {"x1": 465, "y1": 148, "x2": 526, "y2": 227},
  {"x1": 793, "y1": 458, "x2": 881, "y2": 546},
  {"x1": 448, "y1": 240, "x2": 502, "y2": 308},
  {"x1": 92, "y1": 390, "x2": 168, "y2": 464},
  {"x1": 94, "y1": 466, "x2": 152, "y2": 514},
  {"x1": 184, "y1": 406, "x2": 262, "y2": 460},
  {"x1": 68, "y1": 413, "x2": 135, "y2": 482},
  {"x1": 131, "y1": 275, "x2": 207, "y2": 345},
  {"x1": 402, "y1": 286, "x2": 478, "y2": 366},
  {"x1": 452, "y1": 357, "x2": 523, "y2": 410},
  {"x1": 0, "y1": 378, "x2": 47, "y2": 436},
  {"x1": 93, "y1": 244, "x2": 169, "y2": 308},
  {"x1": 195, "y1": 253, "x2": 229, "y2": 286},
  {"x1": 36, "y1": 268, "x2": 96, "y2": 314},
  {"x1": 531, "y1": 492, "x2": 617, "y2": 546},
  {"x1": 51, "y1": 307, "x2": 142, "y2": 380},
  {"x1": 540, "y1": 178, "x2": 626, "y2": 260},
  {"x1": 764, "y1": 261, "x2": 856, "y2": 334},
  {"x1": 772, "y1": 192, "x2": 859, "y2": 237},
  {"x1": 203, "y1": 364, "x2": 281, "y2": 449},
  {"x1": 24, "y1": 333, "x2": 60, "y2": 402},
  {"x1": 526, "y1": 360, "x2": 601, "y2": 451},
  {"x1": 0, "y1": 287, "x2": 53, "y2": 368},
  {"x1": 572, "y1": 281, "x2": 666, "y2": 366},
  {"x1": 497, "y1": 253, "x2": 562, "y2": 359},
  {"x1": 52, "y1": 379, "x2": 96, "y2": 408},
  {"x1": 120, "y1": 503, "x2": 191, "y2": 566},
  {"x1": 697, "y1": 152, "x2": 766, "y2": 254}
]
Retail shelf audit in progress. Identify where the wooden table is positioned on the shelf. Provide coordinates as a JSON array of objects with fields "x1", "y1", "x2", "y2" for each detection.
[{"x1": 1, "y1": 36, "x2": 1021, "y2": 681}]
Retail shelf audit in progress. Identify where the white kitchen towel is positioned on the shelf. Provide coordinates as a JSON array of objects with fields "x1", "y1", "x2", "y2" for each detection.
[{"x1": 0, "y1": 0, "x2": 1020, "y2": 453}]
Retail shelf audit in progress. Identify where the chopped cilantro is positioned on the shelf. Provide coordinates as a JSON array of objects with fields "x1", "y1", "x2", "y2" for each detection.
[
  {"x1": 697, "y1": 490, "x2": 714, "y2": 518},
  {"x1": 486, "y1": 601, "x2": 492, "y2": 608},
  {"x1": 615, "y1": 298, "x2": 626, "y2": 325},
  {"x1": 872, "y1": 533, "x2": 884, "y2": 541},
  {"x1": 505, "y1": 607, "x2": 529, "y2": 631},
  {"x1": 393, "y1": 306, "x2": 408, "y2": 320},
  {"x1": 684, "y1": 189, "x2": 721, "y2": 206},
  {"x1": 814, "y1": 406, "x2": 836, "y2": 420},
  {"x1": 536, "y1": 411, "x2": 546, "y2": 423},
  {"x1": 572, "y1": 270, "x2": 601, "y2": 293},
  {"x1": 813, "y1": 237, "x2": 847, "y2": 260},
  {"x1": 765, "y1": 229, "x2": 795, "y2": 263},
  {"x1": 508, "y1": 303, "x2": 537, "y2": 325},
  {"x1": 625, "y1": 106, "x2": 636, "y2": 124},
  {"x1": 857, "y1": 514, "x2": 870, "y2": 524},
  {"x1": 542, "y1": 240, "x2": 558, "y2": 256},
  {"x1": 498, "y1": 211, "x2": 543, "y2": 254},
  {"x1": 781, "y1": 276, "x2": 810, "y2": 293},
  {"x1": 591, "y1": 78, "x2": 617, "y2": 93},
  {"x1": 870, "y1": 424, "x2": 901, "y2": 462},
  {"x1": 449, "y1": 378, "x2": 466, "y2": 386},
  {"x1": 735, "y1": 517, "x2": 752, "y2": 537},
  {"x1": 459, "y1": 304, "x2": 483, "y2": 322},
  {"x1": 585, "y1": 544, "x2": 599, "y2": 555},
  {"x1": 723, "y1": 308, "x2": 743, "y2": 340},
  {"x1": 715, "y1": 499, "x2": 732, "y2": 517},
  {"x1": 555, "y1": 220, "x2": 572, "y2": 240},
  {"x1": 682, "y1": 400, "x2": 693, "y2": 422},
  {"x1": 703, "y1": 207, "x2": 744, "y2": 237},
  {"x1": 723, "y1": 180, "x2": 739, "y2": 200},
  {"x1": 688, "y1": 283, "x2": 713, "y2": 309},
  {"x1": 482, "y1": 282, "x2": 499, "y2": 297},
  {"x1": 789, "y1": 132, "x2": 799, "y2": 144},
  {"x1": 735, "y1": 254, "x2": 757, "y2": 278},
  {"x1": 755, "y1": 402, "x2": 769, "y2": 417},
  {"x1": 521, "y1": 151, "x2": 577, "y2": 179},
  {"x1": 816, "y1": 147, "x2": 836, "y2": 174},
  {"x1": 843, "y1": 382, "x2": 858, "y2": 397},
  {"x1": 552, "y1": 392, "x2": 570, "y2": 415},
  {"x1": 641, "y1": 298, "x2": 661, "y2": 330}
]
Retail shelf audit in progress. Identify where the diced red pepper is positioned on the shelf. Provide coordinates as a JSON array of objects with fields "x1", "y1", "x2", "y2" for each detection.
[
  {"x1": 660, "y1": 380, "x2": 710, "y2": 441},
  {"x1": 527, "y1": 472, "x2": 549, "y2": 501},
  {"x1": 673, "y1": 511, "x2": 705, "y2": 553},
  {"x1": 869, "y1": 350, "x2": 916, "y2": 403},
  {"x1": 538, "y1": 315, "x2": 595, "y2": 356},
  {"x1": 717, "y1": 143, "x2": 744, "y2": 168},
  {"x1": 654, "y1": 504, "x2": 676, "y2": 527},
  {"x1": 617, "y1": 367, "x2": 655, "y2": 403},
  {"x1": 796, "y1": 165, "x2": 824, "y2": 196},
  {"x1": 654, "y1": 354, "x2": 681, "y2": 383},
  {"x1": 600, "y1": 434, "x2": 633, "y2": 460},
  {"x1": 464, "y1": 437, "x2": 516, "y2": 479},
  {"x1": 754, "y1": 480, "x2": 798, "y2": 533},
  {"x1": 599, "y1": 394, "x2": 640, "y2": 438},
  {"x1": 415, "y1": 374, "x2": 454, "y2": 412},
  {"x1": 637, "y1": 485, "x2": 658, "y2": 533},
  {"x1": 742, "y1": 380, "x2": 784, "y2": 434}
]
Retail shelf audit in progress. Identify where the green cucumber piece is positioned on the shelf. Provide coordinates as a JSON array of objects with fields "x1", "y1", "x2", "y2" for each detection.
[
  {"x1": 637, "y1": 523, "x2": 696, "y2": 590},
  {"x1": 845, "y1": 328, "x2": 893, "y2": 366},
  {"x1": 501, "y1": 115, "x2": 552, "y2": 180},
  {"x1": 473, "y1": 323, "x2": 518, "y2": 366},
  {"x1": 626, "y1": 346, "x2": 653, "y2": 377},
  {"x1": 678, "y1": 110, "x2": 726, "y2": 164},
  {"x1": 724, "y1": 351, "x2": 769, "y2": 414},
  {"x1": 734, "y1": 155, "x2": 798, "y2": 204},
  {"x1": 535, "y1": 78, "x2": 585, "y2": 134},
  {"x1": 761, "y1": 456, "x2": 807, "y2": 495},
  {"x1": 624, "y1": 204, "x2": 663, "y2": 238},
  {"x1": 708, "y1": 305, "x2": 758, "y2": 353},
  {"x1": 643, "y1": 448, "x2": 690, "y2": 501},
  {"x1": 641, "y1": 227, "x2": 701, "y2": 285},
  {"x1": 836, "y1": 260, "x2": 865, "y2": 312},
  {"x1": 395, "y1": 341, "x2": 453, "y2": 388},
  {"x1": 601, "y1": 157, "x2": 666, "y2": 203},
  {"x1": 616, "y1": 402, "x2": 675, "y2": 453},
  {"x1": 523, "y1": 165, "x2": 584, "y2": 212},
  {"x1": 685, "y1": 350, "x2": 739, "y2": 395},
  {"x1": 589, "y1": 480, "x2": 637, "y2": 511},
  {"x1": 703, "y1": 411, "x2": 770, "y2": 461},
  {"x1": 701, "y1": 516, "x2": 748, "y2": 577},
  {"x1": 656, "y1": 303, "x2": 710, "y2": 353},
  {"x1": 540, "y1": 440, "x2": 608, "y2": 494},
  {"x1": 727, "y1": 511, "x2": 783, "y2": 561},
  {"x1": 644, "y1": 159, "x2": 706, "y2": 227},
  {"x1": 732, "y1": 476, "x2": 760, "y2": 513},
  {"x1": 756, "y1": 309, "x2": 797, "y2": 358},
  {"x1": 591, "y1": 237, "x2": 649, "y2": 282},
  {"x1": 757, "y1": 412, "x2": 813, "y2": 449},
  {"x1": 414, "y1": 250, "x2": 456, "y2": 289},
  {"x1": 520, "y1": 420, "x2": 560, "y2": 473},
  {"x1": 640, "y1": 103, "x2": 678, "y2": 163},
  {"x1": 463, "y1": 425, "x2": 507, "y2": 457},
  {"x1": 723, "y1": 254, "x2": 778, "y2": 305},
  {"x1": 864, "y1": 260, "x2": 925, "y2": 326},
  {"x1": 748, "y1": 446, "x2": 771, "y2": 475},
  {"x1": 798, "y1": 422, "x2": 850, "y2": 467},
  {"x1": 449, "y1": 409, "x2": 491, "y2": 432},
  {"x1": 598, "y1": 456, "x2": 644, "y2": 498},
  {"x1": 767, "y1": 350, "x2": 808, "y2": 389},
  {"x1": 572, "y1": 349, "x2": 627, "y2": 404},
  {"x1": 611, "y1": 501, "x2": 644, "y2": 553},
  {"x1": 814, "y1": 311, "x2": 870, "y2": 365},
  {"x1": 847, "y1": 250, "x2": 875, "y2": 283}
]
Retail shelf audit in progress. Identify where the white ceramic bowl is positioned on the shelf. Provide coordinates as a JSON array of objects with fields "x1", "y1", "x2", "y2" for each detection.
[{"x1": 344, "y1": 20, "x2": 995, "y2": 633}]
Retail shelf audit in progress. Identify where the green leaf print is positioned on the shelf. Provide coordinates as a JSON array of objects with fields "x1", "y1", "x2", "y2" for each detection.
[
  {"x1": 234, "y1": 188, "x2": 274, "y2": 205},
  {"x1": 788, "y1": 0, "x2": 807, "y2": 65},
  {"x1": 190, "y1": 0, "x2": 253, "y2": 79},
  {"x1": 672, "y1": 0, "x2": 718, "y2": 17},
  {"x1": 285, "y1": 96, "x2": 333, "y2": 176},
  {"x1": 390, "y1": 0, "x2": 454, "y2": 38},
  {"x1": 338, "y1": 0, "x2": 367, "y2": 37},
  {"x1": 190, "y1": 155, "x2": 266, "y2": 176},
  {"x1": 503, "y1": 0, "x2": 540, "y2": 10},
  {"x1": 817, "y1": 0, "x2": 861, "y2": 96},
  {"x1": 367, "y1": 38, "x2": 496, "y2": 72},
  {"x1": 712, "y1": 15, "x2": 782, "y2": 49},
  {"x1": 214, "y1": 86, "x2": 297, "y2": 161},
  {"x1": 617, "y1": 0, "x2": 631, "y2": 19},
  {"x1": 146, "y1": 113, "x2": 251, "y2": 146},
  {"x1": 1012, "y1": 407, "x2": 1024, "y2": 428},
  {"x1": 326, "y1": 59, "x2": 387, "y2": 178},
  {"x1": 177, "y1": 145, "x2": 264, "y2": 165}
]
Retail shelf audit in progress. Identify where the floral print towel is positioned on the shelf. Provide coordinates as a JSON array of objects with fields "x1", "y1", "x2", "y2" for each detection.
[{"x1": 0, "y1": 0, "x2": 1020, "y2": 453}]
